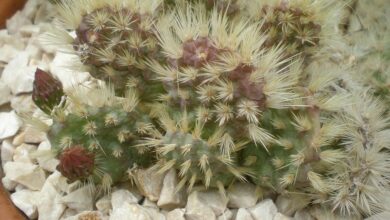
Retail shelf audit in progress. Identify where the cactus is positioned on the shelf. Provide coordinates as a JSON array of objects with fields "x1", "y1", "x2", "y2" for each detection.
[
  {"x1": 141, "y1": 107, "x2": 251, "y2": 194},
  {"x1": 51, "y1": 0, "x2": 164, "y2": 97},
  {"x1": 239, "y1": 0, "x2": 343, "y2": 57},
  {"x1": 27, "y1": 0, "x2": 390, "y2": 218},
  {"x1": 148, "y1": 4, "x2": 304, "y2": 155},
  {"x1": 33, "y1": 77, "x2": 155, "y2": 192}
]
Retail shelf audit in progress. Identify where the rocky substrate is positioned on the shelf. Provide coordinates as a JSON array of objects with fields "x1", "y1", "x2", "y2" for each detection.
[{"x1": 0, "y1": 1, "x2": 389, "y2": 220}]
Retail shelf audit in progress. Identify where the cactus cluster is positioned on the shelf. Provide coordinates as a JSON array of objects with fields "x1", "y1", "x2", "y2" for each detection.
[{"x1": 28, "y1": 0, "x2": 390, "y2": 218}]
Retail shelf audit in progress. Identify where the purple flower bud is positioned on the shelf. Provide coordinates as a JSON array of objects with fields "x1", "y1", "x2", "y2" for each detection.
[{"x1": 32, "y1": 68, "x2": 64, "y2": 114}]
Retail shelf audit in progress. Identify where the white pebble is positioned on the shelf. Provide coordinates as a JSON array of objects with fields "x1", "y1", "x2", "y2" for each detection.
[
  {"x1": 4, "y1": 161, "x2": 46, "y2": 190},
  {"x1": 235, "y1": 208, "x2": 254, "y2": 220},
  {"x1": 248, "y1": 199, "x2": 277, "y2": 220},
  {"x1": 0, "y1": 111, "x2": 22, "y2": 140},
  {"x1": 10, "y1": 189, "x2": 39, "y2": 219},
  {"x1": 227, "y1": 182, "x2": 259, "y2": 209}
]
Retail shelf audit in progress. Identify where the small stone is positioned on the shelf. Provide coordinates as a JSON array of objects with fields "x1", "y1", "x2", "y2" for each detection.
[
  {"x1": 0, "y1": 81, "x2": 12, "y2": 105},
  {"x1": 61, "y1": 186, "x2": 94, "y2": 212},
  {"x1": 1, "y1": 139, "x2": 15, "y2": 167},
  {"x1": 45, "y1": 171, "x2": 77, "y2": 194},
  {"x1": 364, "y1": 212, "x2": 390, "y2": 220},
  {"x1": 135, "y1": 167, "x2": 165, "y2": 202},
  {"x1": 15, "y1": 184, "x2": 28, "y2": 192},
  {"x1": 197, "y1": 190, "x2": 228, "y2": 216},
  {"x1": 111, "y1": 189, "x2": 141, "y2": 210},
  {"x1": 143, "y1": 198, "x2": 159, "y2": 209},
  {"x1": 0, "y1": 111, "x2": 22, "y2": 140},
  {"x1": 4, "y1": 162, "x2": 46, "y2": 190},
  {"x1": 0, "y1": 44, "x2": 21, "y2": 63},
  {"x1": 12, "y1": 131, "x2": 26, "y2": 146},
  {"x1": 96, "y1": 195, "x2": 111, "y2": 215},
  {"x1": 13, "y1": 143, "x2": 37, "y2": 163},
  {"x1": 2, "y1": 176, "x2": 17, "y2": 191},
  {"x1": 36, "y1": 140, "x2": 59, "y2": 172},
  {"x1": 218, "y1": 209, "x2": 233, "y2": 220},
  {"x1": 145, "y1": 207, "x2": 166, "y2": 220},
  {"x1": 61, "y1": 209, "x2": 78, "y2": 219},
  {"x1": 110, "y1": 203, "x2": 152, "y2": 220},
  {"x1": 248, "y1": 199, "x2": 277, "y2": 220},
  {"x1": 165, "y1": 209, "x2": 186, "y2": 220},
  {"x1": 235, "y1": 208, "x2": 253, "y2": 220},
  {"x1": 157, "y1": 169, "x2": 185, "y2": 210},
  {"x1": 185, "y1": 191, "x2": 218, "y2": 220},
  {"x1": 275, "y1": 195, "x2": 309, "y2": 216},
  {"x1": 63, "y1": 211, "x2": 106, "y2": 220},
  {"x1": 19, "y1": 25, "x2": 41, "y2": 37},
  {"x1": 25, "y1": 41, "x2": 42, "y2": 60},
  {"x1": 24, "y1": 126, "x2": 47, "y2": 144},
  {"x1": 1, "y1": 52, "x2": 35, "y2": 94},
  {"x1": 10, "y1": 189, "x2": 39, "y2": 219},
  {"x1": 37, "y1": 178, "x2": 66, "y2": 220},
  {"x1": 6, "y1": 11, "x2": 32, "y2": 34},
  {"x1": 274, "y1": 213, "x2": 293, "y2": 220},
  {"x1": 11, "y1": 95, "x2": 36, "y2": 113},
  {"x1": 227, "y1": 182, "x2": 258, "y2": 208},
  {"x1": 293, "y1": 209, "x2": 314, "y2": 220}
]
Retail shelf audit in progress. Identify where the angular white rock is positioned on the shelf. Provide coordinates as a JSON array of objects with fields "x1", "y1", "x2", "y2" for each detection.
[
  {"x1": 185, "y1": 191, "x2": 218, "y2": 220},
  {"x1": 135, "y1": 167, "x2": 165, "y2": 202},
  {"x1": 4, "y1": 161, "x2": 46, "y2": 190},
  {"x1": 50, "y1": 52, "x2": 90, "y2": 89},
  {"x1": 275, "y1": 195, "x2": 308, "y2": 216},
  {"x1": 165, "y1": 209, "x2": 186, "y2": 220},
  {"x1": 143, "y1": 198, "x2": 159, "y2": 209},
  {"x1": 11, "y1": 95, "x2": 36, "y2": 113},
  {"x1": 1, "y1": 139, "x2": 15, "y2": 167},
  {"x1": 6, "y1": 11, "x2": 32, "y2": 34},
  {"x1": 13, "y1": 143, "x2": 37, "y2": 163},
  {"x1": 0, "y1": 81, "x2": 12, "y2": 105},
  {"x1": 36, "y1": 140, "x2": 59, "y2": 172},
  {"x1": 63, "y1": 211, "x2": 106, "y2": 220},
  {"x1": 45, "y1": 171, "x2": 77, "y2": 194},
  {"x1": 145, "y1": 207, "x2": 166, "y2": 220},
  {"x1": 197, "y1": 190, "x2": 228, "y2": 216},
  {"x1": 157, "y1": 169, "x2": 185, "y2": 210},
  {"x1": 217, "y1": 209, "x2": 233, "y2": 220},
  {"x1": 37, "y1": 178, "x2": 66, "y2": 220},
  {"x1": 0, "y1": 30, "x2": 25, "y2": 49},
  {"x1": 12, "y1": 131, "x2": 26, "y2": 146},
  {"x1": 227, "y1": 182, "x2": 258, "y2": 208},
  {"x1": 1, "y1": 52, "x2": 35, "y2": 94},
  {"x1": 274, "y1": 213, "x2": 292, "y2": 220},
  {"x1": 24, "y1": 126, "x2": 47, "y2": 144},
  {"x1": 19, "y1": 25, "x2": 41, "y2": 37},
  {"x1": 248, "y1": 199, "x2": 277, "y2": 220},
  {"x1": 61, "y1": 186, "x2": 94, "y2": 212},
  {"x1": 111, "y1": 189, "x2": 141, "y2": 210},
  {"x1": 2, "y1": 176, "x2": 18, "y2": 191},
  {"x1": 0, "y1": 44, "x2": 21, "y2": 63},
  {"x1": 0, "y1": 111, "x2": 22, "y2": 140},
  {"x1": 10, "y1": 189, "x2": 40, "y2": 219},
  {"x1": 110, "y1": 203, "x2": 153, "y2": 220},
  {"x1": 96, "y1": 195, "x2": 112, "y2": 215},
  {"x1": 236, "y1": 208, "x2": 254, "y2": 220}
]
